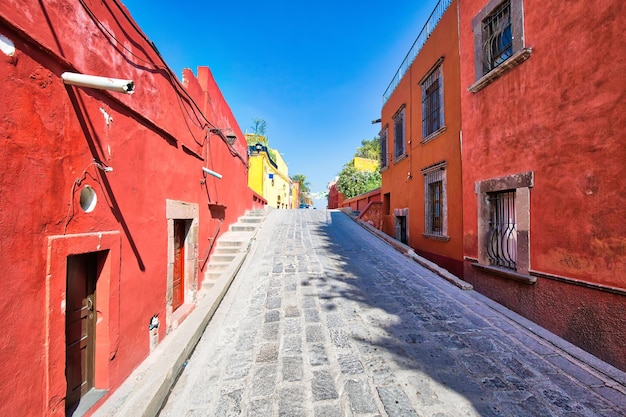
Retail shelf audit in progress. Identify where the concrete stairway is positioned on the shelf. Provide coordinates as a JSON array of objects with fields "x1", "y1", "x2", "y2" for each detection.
[{"x1": 202, "y1": 209, "x2": 267, "y2": 290}]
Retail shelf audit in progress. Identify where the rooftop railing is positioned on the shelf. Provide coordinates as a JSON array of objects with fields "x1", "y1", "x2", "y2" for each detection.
[{"x1": 382, "y1": 0, "x2": 453, "y2": 105}]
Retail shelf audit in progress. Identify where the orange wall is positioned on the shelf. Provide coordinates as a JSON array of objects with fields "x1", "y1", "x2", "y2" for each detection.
[
  {"x1": 459, "y1": 0, "x2": 626, "y2": 370},
  {"x1": 380, "y1": 0, "x2": 463, "y2": 276}
]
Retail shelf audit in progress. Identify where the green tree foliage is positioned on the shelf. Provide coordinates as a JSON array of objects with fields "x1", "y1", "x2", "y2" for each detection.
[
  {"x1": 291, "y1": 173, "x2": 312, "y2": 205},
  {"x1": 247, "y1": 117, "x2": 269, "y2": 146},
  {"x1": 355, "y1": 137, "x2": 380, "y2": 160},
  {"x1": 333, "y1": 136, "x2": 382, "y2": 200},
  {"x1": 251, "y1": 117, "x2": 267, "y2": 136},
  {"x1": 336, "y1": 163, "x2": 381, "y2": 199}
]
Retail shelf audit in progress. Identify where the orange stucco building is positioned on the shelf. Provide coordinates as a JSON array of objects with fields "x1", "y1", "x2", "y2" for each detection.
[{"x1": 380, "y1": 0, "x2": 463, "y2": 277}]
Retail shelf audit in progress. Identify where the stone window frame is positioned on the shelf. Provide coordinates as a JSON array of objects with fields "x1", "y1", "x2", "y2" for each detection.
[
  {"x1": 474, "y1": 171, "x2": 535, "y2": 284},
  {"x1": 422, "y1": 161, "x2": 449, "y2": 241},
  {"x1": 380, "y1": 126, "x2": 389, "y2": 169},
  {"x1": 393, "y1": 105, "x2": 407, "y2": 162},
  {"x1": 469, "y1": 0, "x2": 532, "y2": 93},
  {"x1": 420, "y1": 57, "x2": 446, "y2": 142}
]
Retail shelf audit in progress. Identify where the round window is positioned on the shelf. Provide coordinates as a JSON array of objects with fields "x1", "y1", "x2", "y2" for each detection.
[{"x1": 79, "y1": 185, "x2": 97, "y2": 213}]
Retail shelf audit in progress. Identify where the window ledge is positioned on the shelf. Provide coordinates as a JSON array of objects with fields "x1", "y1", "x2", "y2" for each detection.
[
  {"x1": 380, "y1": 165, "x2": 389, "y2": 173},
  {"x1": 422, "y1": 233, "x2": 450, "y2": 242},
  {"x1": 469, "y1": 48, "x2": 532, "y2": 93},
  {"x1": 471, "y1": 263, "x2": 536, "y2": 284},
  {"x1": 394, "y1": 153, "x2": 408, "y2": 164},
  {"x1": 421, "y1": 126, "x2": 447, "y2": 145}
]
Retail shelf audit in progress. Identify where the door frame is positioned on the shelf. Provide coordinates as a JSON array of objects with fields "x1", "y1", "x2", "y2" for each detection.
[
  {"x1": 394, "y1": 207, "x2": 410, "y2": 245},
  {"x1": 165, "y1": 200, "x2": 199, "y2": 331},
  {"x1": 45, "y1": 232, "x2": 121, "y2": 415}
]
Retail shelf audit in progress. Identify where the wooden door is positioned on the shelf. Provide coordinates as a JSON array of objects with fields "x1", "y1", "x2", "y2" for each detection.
[
  {"x1": 172, "y1": 220, "x2": 185, "y2": 311},
  {"x1": 65, "y1": 253, "x2": 97, "y2": 412}
]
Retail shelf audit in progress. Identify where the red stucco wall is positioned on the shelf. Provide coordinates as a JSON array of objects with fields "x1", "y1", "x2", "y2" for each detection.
[
  {"x1": 459, "y1": 0, "x2": 626, "y2": 370},
  {"x1": 0, "y1": 0, "x2": 256, "y2": 414},
  {"x1": 327, "y1": 183, "x2": 342, "y2": 209},
  {"x1": 380, "y1": 0, "x2": 464, "y2": 277}
]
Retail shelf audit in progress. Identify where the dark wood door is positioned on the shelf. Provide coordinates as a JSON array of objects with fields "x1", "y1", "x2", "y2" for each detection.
[
  {"x1": 172, "y1": 220, "x2": 185, "y2": 311},
  {"x1": 65, "y1": 253, "x2": 97, "y2": 412}
]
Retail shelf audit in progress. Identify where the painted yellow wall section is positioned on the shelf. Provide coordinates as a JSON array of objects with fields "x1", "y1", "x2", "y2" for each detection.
[
  {"x1": 247, "y1": 147, "x2": 292, "y2": 208},
  {"x1": 353, "y1": 157, "x2": 379, "y2": 172},
  {"x1": 247, "y1": 154, "x2": 264, "y2": 196}
]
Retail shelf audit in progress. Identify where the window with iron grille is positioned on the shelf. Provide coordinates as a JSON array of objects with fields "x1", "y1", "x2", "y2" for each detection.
[
  {"x1": 421, "y1": 64, "x2": 444, "y2": 138},
  {"x1": 380, "y1": 128, "x2": 388, "y2": 168},
  {"x1": 393, "y1": 109, "x2": 405, "y2": 160},
  {"x1": 482, "y1": 0, "x2": 512, "y2": 73},
  {"x1": 422, "y1": 162, "x2": 447, "y2": 237},
  {"x1": 487, "y1": 190, "x2": 517, "y2": 269},
  {"x1": 471, "y1": 0, "x2": 529, "y2": 91}
]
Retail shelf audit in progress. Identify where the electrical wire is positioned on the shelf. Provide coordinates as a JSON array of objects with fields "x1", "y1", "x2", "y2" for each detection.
[
  {"x1": 77, "y1": 0, "x2": 248, "y2": 161},
  {"x1": 77, "y1": 0, "x2": 212, "y2": 131},
  {"x1": 108, "y1": 0, "x2": 217, "y2": 130}
]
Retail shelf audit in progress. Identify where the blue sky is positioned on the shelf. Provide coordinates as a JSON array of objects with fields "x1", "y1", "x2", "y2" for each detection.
[{"x1": 122, "y1": 0, "x2": 440, "y2": 202}]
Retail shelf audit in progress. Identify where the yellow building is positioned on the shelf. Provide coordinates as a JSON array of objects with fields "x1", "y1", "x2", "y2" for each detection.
[
  {"x1": 247, "y1": 140, "x2": 291, "y2": 209},
  {"x1": 353, "y1": 156, "x2": 379, "y2": 172}
]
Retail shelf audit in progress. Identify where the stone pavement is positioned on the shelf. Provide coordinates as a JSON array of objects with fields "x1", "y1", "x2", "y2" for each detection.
[{"x1": 158, "y1": 209, "x2": 626, "y2": 417}]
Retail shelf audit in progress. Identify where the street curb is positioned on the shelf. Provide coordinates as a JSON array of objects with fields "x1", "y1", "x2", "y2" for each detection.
[
  {"x1": 353, "y1": 216, "x2": 473, "y2": 291},
  {"x1": 469, "y1": 290, "x2": 626, "y2": 389},
  {"x1": 346, "y1": 212, "x2": 626, "y2": 390},
  {"x1": 92, "y1": 218, "x2": 265, "y2": 417}
]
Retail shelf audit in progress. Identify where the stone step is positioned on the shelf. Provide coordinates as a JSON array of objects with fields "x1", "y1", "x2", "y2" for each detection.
[
  {"x1": 239, "y1": 216, "x2": 264, "y2": 224},
  {"x1": 230, "y1": 224, "x2": 257, "y2": 232},
  {"x1": 214, "y1": 246, "x2": 242, "y2": 254},
  {"x1": 206, "y1": 262, "x2": 230, "y2": 272},
  {"x1": 213, "y1": 235, "x2": 252, "y2": 251},
  {"x1": 211, "y1": 254, "x2": 236, "y2": 263},
  {"x1": 204, "y1": 269, "x2": 225, "y2": 281}
]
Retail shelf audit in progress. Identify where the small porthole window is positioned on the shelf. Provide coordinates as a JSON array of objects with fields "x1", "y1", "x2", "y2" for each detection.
[{"x1": 79, "y1": 185, "x2": 97, "y2": 213}]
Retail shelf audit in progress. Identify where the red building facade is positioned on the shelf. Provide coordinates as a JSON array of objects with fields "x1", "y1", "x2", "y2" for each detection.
[
  {"x1": 0, "y1": 0, "x2": 259, "y2": 415},
  {"x1": 459, "y1": 0, "x2": 626, "y2": 370},
  {"x1": 380, "y1": 0, "x2": 464, "y2": 277},
  {"x1": 326, "y1": 179, "x2": 343, "y2": 209}
]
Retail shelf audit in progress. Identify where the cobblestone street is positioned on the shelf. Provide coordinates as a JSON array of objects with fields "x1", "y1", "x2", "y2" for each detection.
[{"x1": 158, "y1": 210, "x2": 626, "y2": 417}]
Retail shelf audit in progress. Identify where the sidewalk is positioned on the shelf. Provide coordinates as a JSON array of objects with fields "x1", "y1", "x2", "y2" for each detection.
[{"x1": 97, "y1": 209, "x2": 626, "y2": 417}]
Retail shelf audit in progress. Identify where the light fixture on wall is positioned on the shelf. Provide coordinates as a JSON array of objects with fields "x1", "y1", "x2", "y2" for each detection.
[
  {"x1": 210, "y1": 128, "x2": 237, "y2": 145},
  {"x1": 61, "y1": 72, "x2": 135, "y2": 94},
  {"x1": 225, "y1": 134, "x2": 237, "y2": 145}
]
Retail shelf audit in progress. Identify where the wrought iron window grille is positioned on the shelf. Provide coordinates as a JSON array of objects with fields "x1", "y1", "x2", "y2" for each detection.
[
  {"x1": 380, "y1": 130, "x2": 388, "y2": 168},
  {"x1": 394, "y1": 110, "x2": 406, "y2": 159},
  {"x1": 421, "y1": 65, "x2": 444, "y2": 138},
  {"x1": 482, "y1": 0, "x2": 513, "y2": 74},
  {"x1": 487, "y1": 190, "x2": 517, "y2": 269}
]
